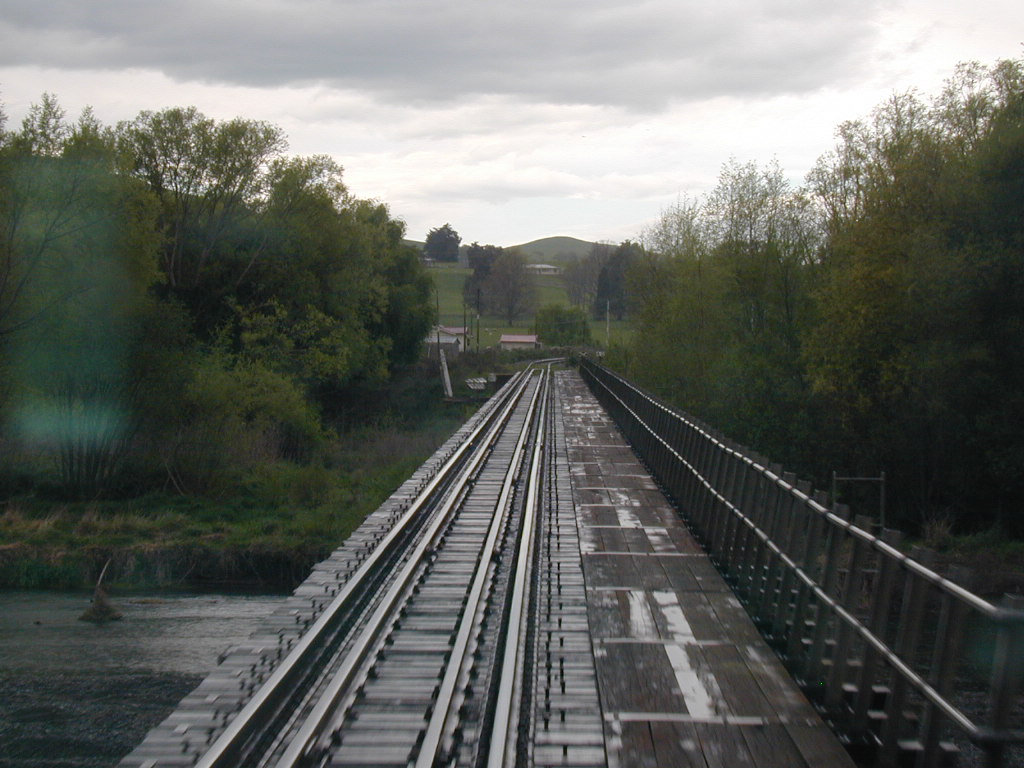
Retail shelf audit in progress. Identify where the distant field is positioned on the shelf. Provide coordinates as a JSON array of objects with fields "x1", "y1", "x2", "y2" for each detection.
[{"x1": 427, "y1": 263, "x2": 633, "y2": 349}]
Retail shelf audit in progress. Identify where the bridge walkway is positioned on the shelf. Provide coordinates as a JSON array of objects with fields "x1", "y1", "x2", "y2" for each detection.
[{"x1": 556, "y1": 369, "x2": 855, "y2": 767}]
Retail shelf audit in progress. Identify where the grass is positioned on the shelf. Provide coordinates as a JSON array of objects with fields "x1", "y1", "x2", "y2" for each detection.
[
  {"x1": 428, "y1": 263, "x2": 634, "y2": 348},
  {"x1": 923, "y1": 527, "x2": 1024, "y2": 597},
  {"x1": 0, "y1": 408, "x2": 474, "y2": 589},
  {"x1": 511, "y1": 236, "x2": 595, "y2": 263}
]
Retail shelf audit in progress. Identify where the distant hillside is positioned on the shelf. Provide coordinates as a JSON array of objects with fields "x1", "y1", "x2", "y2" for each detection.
[
  {"x1": 407, "y1": 235, "x2": 598, "y2": 264},
  {"x1": 512, "y1": 236, "x2": 596, "y2": 264}
]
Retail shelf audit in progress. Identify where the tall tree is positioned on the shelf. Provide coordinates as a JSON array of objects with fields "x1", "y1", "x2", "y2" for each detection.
[
  {"x1": 424, "y1": 223, "x2": 461, "y2": 262},
  {"x1": 534, "y1": 304, "x2": 591, "y2": 346},
  {"x1": 562, "y1": 242, "x2": 613, "y2": 312},
  {"x1": 117, "y1": 107, "x2": 287, "y2": 327},
  {"x1": 803, "y1": 59, "x2": 1024, "y2": 528},
  {"x1": 595, "y1": 241, "x2": 641, "y2": 320},
  {"x1": 462, "y1": 242, "x2": 502, "y2": 310},
  {"x1": 487, "y1": 249, "x2": 537, "y2": 325}
]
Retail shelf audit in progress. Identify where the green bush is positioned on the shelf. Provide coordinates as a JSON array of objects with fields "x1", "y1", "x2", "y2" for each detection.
[{"x1": 157, "y1": 352, "x2": 327, "y2": 495}]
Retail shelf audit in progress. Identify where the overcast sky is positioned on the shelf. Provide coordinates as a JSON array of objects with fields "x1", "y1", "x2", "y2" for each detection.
[{"x1": 1, "y1": 1, "x2": 1021, "y2": 246}]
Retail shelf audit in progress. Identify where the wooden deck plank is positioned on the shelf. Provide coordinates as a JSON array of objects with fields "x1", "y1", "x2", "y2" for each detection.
[
  {"x1": 696, "y1": 644, "x2": 777, "y2": 718},
  {"x1": 594, "y1": 643, "x2": 688, "y2": 713},
  {"x1": 556, "y1": 369, "x2": 856, "y2": 768},
  {"x1": 738, "y1": 724, "x2": 812, "y2": 768},
  {"x1": 694, "y1": 722, "x2": 758, "y2": 767},
  {"x1": 786, "y1": 723, "x2": 862, "y2": 768},
  {"x1": 649, "y1": 721, "x2": 709, "y2": 768},
  {"x1": 619, "y1": 721, "x2": 661, "y2": 768}
]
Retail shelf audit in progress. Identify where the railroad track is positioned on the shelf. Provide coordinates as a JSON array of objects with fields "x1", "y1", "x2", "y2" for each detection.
[{"x1": 167, "y1": 366, "x2": 554, "y2": 768}]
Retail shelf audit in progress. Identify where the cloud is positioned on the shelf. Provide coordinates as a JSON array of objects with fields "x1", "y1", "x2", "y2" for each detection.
[{"x1": 0, "y1": 0, "x2": 887, "y2": 109}]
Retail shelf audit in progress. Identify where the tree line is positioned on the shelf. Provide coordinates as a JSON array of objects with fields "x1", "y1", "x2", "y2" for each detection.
[
  {"x1": 0, "y1": 95, "x2": 434, "y2": 499},
  {"x1": 613, "y1": 58, "x2": 1024, "y2": 535}
]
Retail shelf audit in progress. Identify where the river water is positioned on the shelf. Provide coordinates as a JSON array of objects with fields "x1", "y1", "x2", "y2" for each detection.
[{"x1": 0, "y1": 590, "x2": 285, "y2": 767}]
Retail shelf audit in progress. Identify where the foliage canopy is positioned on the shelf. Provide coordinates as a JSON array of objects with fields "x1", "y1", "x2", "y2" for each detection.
[
  {"x1": 0, "y1": 98, "x2": 435, "y2": 500},
  {"x1": 619, "y1": 58, "x2": 1024, "y2": 534}
]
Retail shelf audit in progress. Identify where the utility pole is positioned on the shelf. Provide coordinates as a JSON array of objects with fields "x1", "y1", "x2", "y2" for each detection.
[
  {"x1": 435, "y1": 285, "x2": 441, "y2": 361},
  {"x1": 606, "y1": 299, "x2": 610, "y2": 348}
]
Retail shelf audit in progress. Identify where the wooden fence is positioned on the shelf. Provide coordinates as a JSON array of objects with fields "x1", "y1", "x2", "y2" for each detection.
[{"x1": 580, "y1": 357, "x2": 1024, "y2": 768}]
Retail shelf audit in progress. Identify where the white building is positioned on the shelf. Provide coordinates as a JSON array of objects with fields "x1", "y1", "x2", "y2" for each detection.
[
  {"x1": 498, "y1": 334, "x2": 540, "y2": 351},
  {"x1": 524, "y1": 263, "x2": 562, "y2": 276},
  {"x1": 425, "y1": 326, "x2": 468, "y2": 357}
]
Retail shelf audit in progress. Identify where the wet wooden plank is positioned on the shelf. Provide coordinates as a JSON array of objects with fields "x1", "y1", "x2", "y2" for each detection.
[
  {"x1": 622, "y1": 527, "x2": 654, "y2": 553},
  {"x1": 785, "y1": 723, "x2": 860, "y2": 768},
  {"x1": 648, "y1": 591, "x2": 721, "y2": 643},
  {"x1": 586, "y1": 590, "x2": 632, "y2": 637},
  {"x1": 739, "y1": 644, "x2": 822, "y2": 717},
  {"x1": 707, "y1": 597, "x2": 770, "y2": 645},
  {"x1": 576, "y1": 506, "x2": 621, "y2": 526},
  {"x1": 656, "y1": 557, "x2": 703, "y2": 592},
  {"x1": 618, "y1": 721, "x2": 661, "y2": 768},
  {"x1": 739, "y1": 724, "x2": 811, "y2": 768},
  {"x1": 649, "y1": 721, "x2": 709, "y2": 768},
  {"x1": 557, "y1": 370, "x2": 857, "y2": 768},
  {"x1": 627, "y1": 554, "x2": 674, "y2": 590},
  {"x1": 694, "y1": 722, "x2": 758, "y2": 767},
  {"x1": 595, "y1": 643, "x2": 686, "y2": 712},
  {"x1": 697, "y1": 644, "x2": 777, "y2": 718}
]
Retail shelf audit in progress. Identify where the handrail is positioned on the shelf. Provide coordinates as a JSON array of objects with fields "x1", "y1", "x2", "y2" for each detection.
[{"x1": 579, "y1": 356, "x2": 1024, "y2": 768}]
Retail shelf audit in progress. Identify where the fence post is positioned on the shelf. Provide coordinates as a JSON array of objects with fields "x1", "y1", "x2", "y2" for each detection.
[
  {"x1": 803, "y1": 504, "x2": 850, "y2": 697},
  {"x1": 785, "y1": 491, "x2": 831, "y2": 665},
  {"x1": 919, "y1": 566, "x2": 974, "y2": 768},
  {"x1": 850, "y1": 528, "x2": 903, "y2": 744},
  {"x1": 984, "y1": 593, "x2": 1024, "y2": 768},
  {"x1": 879, "y1": 546, "x2": 935, "y2": 767},
  {"x1": 825, "y1": 514, "x2": 873, "y2": 714}
]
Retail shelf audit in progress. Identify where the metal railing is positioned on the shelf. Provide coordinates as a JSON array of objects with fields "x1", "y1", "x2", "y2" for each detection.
[{"x1": 580, "y1": 357, "x2": 1024, "y2": 768}]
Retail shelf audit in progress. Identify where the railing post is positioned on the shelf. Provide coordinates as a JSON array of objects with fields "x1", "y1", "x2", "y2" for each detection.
[
  {"x1": 850, "y1": 528, "x2": 903, "y2": 742},
  {"x1": 984, "y1": 594, "x2": 1024, "y2": 768},
  {"x1": 803, "y1": 504, "x2": 850, "y2": 697},
  {"x1": 769, "y1": 492, "x2": 806, "y2": 644},
  {"x1": 718, "y1": 453, "x2": 753, "y2": 574},
  {"x1": 919, "y1": 565, "x2": 974, "y2": 768},
  {"x1": 880, "y1": 546, "x2": 935, "y2": 768},
  {"x1": 753, "y1": 472, "x2": 791, "y2": 621},
  {"x1": 785, "y1": 491, "x2": 830, "y2": 666},
  {"x1": 663, "y1": 413, "x2": 684, "y2": 504},
  {"x1": 825, "y1": 514, "x2": 873, "y2": 714}
]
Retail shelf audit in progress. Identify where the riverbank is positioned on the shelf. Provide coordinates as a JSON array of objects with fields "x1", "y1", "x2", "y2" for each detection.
[{"x1": 0, "y1": 406, "x2": 475, "y2": 591}]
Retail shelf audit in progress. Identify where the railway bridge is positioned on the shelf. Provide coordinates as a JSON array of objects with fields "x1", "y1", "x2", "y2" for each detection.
[{"x1": 122, "y1": 361, "x2": 1023, "y2": 768}]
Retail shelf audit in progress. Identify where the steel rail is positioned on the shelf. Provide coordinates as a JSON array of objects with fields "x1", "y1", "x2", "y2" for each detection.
[
  {"x1": 486, "y1": 366, "x2": 549, "y2": 767},
  {"x1": 415, "y1": 368, "x2": 547, "y2": 767},
  {"x1": 193, "y1": 370, "x2": 534, "y2": 768},
  {"x1": 277, "y1": 370, "x2": 541, "y2": 767}
]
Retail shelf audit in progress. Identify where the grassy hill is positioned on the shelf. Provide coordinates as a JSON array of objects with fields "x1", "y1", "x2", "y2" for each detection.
[
  {"x1": 511, "y1": 236, "x2": 596, "y2": 264},
  {"x1": 406, "y1": 235, "x2": 599, "y2": 264}
]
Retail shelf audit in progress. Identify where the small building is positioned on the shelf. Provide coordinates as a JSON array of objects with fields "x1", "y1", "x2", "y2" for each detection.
[
  {"x1": 498, "y1": 333, "x2": 540, "y2": 351},
  {"x1": 426, "y1": 325, "x2": 468, "y2": 358},
  {"x1": 525, "y1": 263, "x2": 562, "y2": 276}
]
